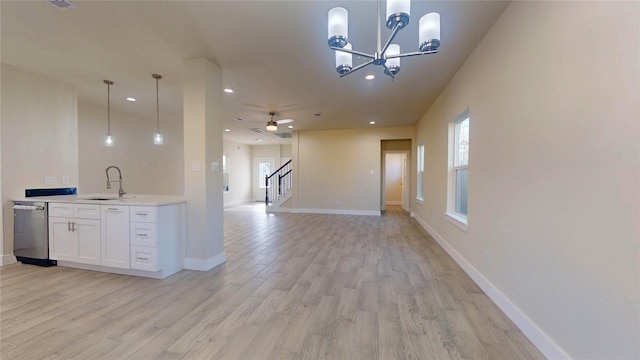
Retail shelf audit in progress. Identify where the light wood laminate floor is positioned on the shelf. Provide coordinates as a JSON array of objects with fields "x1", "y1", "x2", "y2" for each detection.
[{"x1": 1, "y1": 204, "x2": 545, "y2": 359}]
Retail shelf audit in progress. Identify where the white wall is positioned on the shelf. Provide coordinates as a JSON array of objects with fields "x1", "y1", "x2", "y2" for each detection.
[
  {"x1": 413, "y1": 2, "x2": 639, "y2": 359},
  {"x1": 223, "y1": 139, "x2": 252, "y2": 207},
  {"x1": 0, "y1": 64, "x2": 79, "y2": 258},
  {"x1": 78, "y1": 102, "x2": 183, "y2": 195},
  {"x1": 293, "y1": 127, "x2": 414, "y2": 214}
]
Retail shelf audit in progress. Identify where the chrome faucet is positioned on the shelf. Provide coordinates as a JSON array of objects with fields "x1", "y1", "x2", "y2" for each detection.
[{"x1": 105, "y1": 165, "x2": 126, "y2": 198}]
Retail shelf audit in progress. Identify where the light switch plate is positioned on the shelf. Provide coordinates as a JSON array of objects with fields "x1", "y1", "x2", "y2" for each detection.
[
  {"x1": 212, "y1": 162, "x2": 220, "y2": 172},
  {"x1": 191, "y1": 161, "x2": 201, "y2": 171},
  {"x1": 62, "y1": 176, "x2": 70, "y2": 185}
]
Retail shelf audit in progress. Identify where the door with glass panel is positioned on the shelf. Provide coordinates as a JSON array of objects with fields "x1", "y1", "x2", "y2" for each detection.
[{"x1": 254, "y1": 158, "x2": 275, "y2": 202}]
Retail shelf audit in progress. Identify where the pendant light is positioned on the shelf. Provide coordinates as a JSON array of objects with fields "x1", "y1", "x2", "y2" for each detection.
[
  {"x1": 104, "y1": 80, "x2": 114, "y2": 146},
  {"x1": 152, "y1": 74, "x2": 163, "y2": 145}
]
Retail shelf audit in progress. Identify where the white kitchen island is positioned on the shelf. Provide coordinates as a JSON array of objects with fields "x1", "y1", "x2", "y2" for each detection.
[{"x1": 16, "y1": 194, "x2": 186, "y2": 279}]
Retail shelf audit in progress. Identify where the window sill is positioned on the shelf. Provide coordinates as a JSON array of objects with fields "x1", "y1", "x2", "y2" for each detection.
[
  {"x1": 416, "y1": 197, "x2": 424, "y2": 205},
  {"x1": 445, "y1": 212, "x2": 468, "y2": 232}
]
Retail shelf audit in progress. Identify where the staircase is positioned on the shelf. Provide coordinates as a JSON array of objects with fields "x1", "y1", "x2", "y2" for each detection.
[{"x1": 265, "y1": 159, "x2": 292, "y2": 211}]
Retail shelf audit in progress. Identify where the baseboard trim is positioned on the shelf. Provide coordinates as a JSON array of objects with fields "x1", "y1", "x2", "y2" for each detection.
[
  {"x1": 0, "y1": 254, "x2": 17, "y2": 266},
  {"x1": 413, "y1": 214, "x2": 571, "y2": 360},
  {"x1": 294, "y1": 208, "x2": 381, "y2": 216},
  {"x1": 184, "y1": 252, "x2": 226, "y2": 271}
]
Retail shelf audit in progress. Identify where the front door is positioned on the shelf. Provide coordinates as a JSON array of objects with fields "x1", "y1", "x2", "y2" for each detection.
[{"x1": 254, "y1": 158, "x2": 275, "y2": 202}]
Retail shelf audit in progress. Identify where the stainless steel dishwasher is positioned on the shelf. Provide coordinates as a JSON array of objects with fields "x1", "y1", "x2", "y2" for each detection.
[{"x1": 13, "y1": 200, "x2": 56, "y2": 266}]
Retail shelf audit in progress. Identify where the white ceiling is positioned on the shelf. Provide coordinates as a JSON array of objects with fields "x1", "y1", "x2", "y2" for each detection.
[{"x1": 1, "y1": 0, "x2": 509, "y2": 145}]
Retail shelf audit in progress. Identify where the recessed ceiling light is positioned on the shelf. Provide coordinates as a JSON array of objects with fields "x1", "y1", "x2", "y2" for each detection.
[
  {"x1": 224, "y1": 88, "x2": 234, "y2": 93},
  {"x1": 257, "y1": 139, "x2": 263, "y2": 142},
  {"x1": 365, "y1": 74, "x2": 375, "y2": 80},
  {"x1": 126, "y1": 97, "x2": 136, "y2": 102},
  {"x1": 314, "y1": 113, "x2": 321, "y2": 117},
  {"x1": 288, "y1": 125, "x2": 294, "y2": 129},
  {"x1": 224, "y1": 128, "x2": 231, "y2": 132},
  {"x1": 369, "y1": 121, "x2": 376, "y2": 125}
]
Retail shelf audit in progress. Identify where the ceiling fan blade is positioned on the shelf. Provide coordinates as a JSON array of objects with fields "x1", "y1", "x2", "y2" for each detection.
[{"x1": 276, "y1": 119, "x2": 294, "y2": 124}]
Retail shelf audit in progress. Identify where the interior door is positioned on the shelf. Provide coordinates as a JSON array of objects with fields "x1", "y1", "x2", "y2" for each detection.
[{"x1": 254, "y1": 158, "x2": 275, "y2": 202}]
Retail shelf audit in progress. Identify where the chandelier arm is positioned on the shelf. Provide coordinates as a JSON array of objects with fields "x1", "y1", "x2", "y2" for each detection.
[
  {"x1": 331, "y1": 46, "x2": 375, "y2": 60},
  {"x1": 339, "y1": 59, "x2": 375, "y2": 78},
  {"x1": 388, "y1": 49, "x2": 439, "y2": 59},
  {"x1": 380, "y1": 23, "x2": 402, "y2": 56}
]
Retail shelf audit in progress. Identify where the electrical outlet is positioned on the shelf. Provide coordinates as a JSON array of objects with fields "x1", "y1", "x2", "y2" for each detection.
[
  {"x1": 44, "y1": 176, "x2": 56, "y2": 185},
  {"x1": 62, "y1": 176, "x2": 70, "y2": 185}
]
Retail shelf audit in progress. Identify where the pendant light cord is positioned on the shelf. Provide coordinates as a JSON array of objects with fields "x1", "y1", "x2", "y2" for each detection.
[
  {"x1": 153, "y1": 74, "x2": 162, "y2": 133},
  {"x1": 104, "y1": 80, "x2": 113, "y2": 135}
]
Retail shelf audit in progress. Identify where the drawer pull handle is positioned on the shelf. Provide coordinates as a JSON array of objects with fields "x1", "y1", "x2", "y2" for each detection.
[
  {"x1": 136, "y1": 213, "x2": 147, "y2": 216},
  {"x1": 137, "y1": 257, "x2": 148, "y2": 261},
  {"x1": 107, "y1": 208, "x2": 119, "y2": 211},
  {"x1": 138, "y1": 234, "x2": 148, "y2": 238}
]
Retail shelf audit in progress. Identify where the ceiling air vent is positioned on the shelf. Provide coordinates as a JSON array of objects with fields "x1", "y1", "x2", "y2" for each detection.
[
  {"x1": 274, "y1": 133, "x2": 292, "y2": 139},
  {"x1": 249, "y1": 128, "x2": 266, "y2": 134},
  {"x1": 44, "y1": 0, "x2": 76, "y2": 11}
]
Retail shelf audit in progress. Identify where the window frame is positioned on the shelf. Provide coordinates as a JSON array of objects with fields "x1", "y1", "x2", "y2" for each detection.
[
  {"x1": 416, "y1": 142, "x2": 425, "y2": 202},
  {"x1": 446, "y1": 109, "x2": 469, "y2": 231}
]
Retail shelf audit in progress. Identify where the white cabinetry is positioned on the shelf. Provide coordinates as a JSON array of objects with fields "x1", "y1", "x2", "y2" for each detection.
[
  {"x1": 48, "y1": 200, "x2": 184, "y2": 279},
  {"x1": 101, "y1": 205, "x2": 130, "y2": 269},
  {"x1": 49, "y1": 203, "x2": 101, "y2": 265}
]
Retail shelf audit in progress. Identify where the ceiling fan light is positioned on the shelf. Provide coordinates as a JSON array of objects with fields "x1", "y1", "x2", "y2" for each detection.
[
  {"x1": 386, "y1": 0, "x2": 410, "y2": 29},
  {"x1": 328, "y1": 7, "x2": 348, "y2": 48},
  {"x1": 266, "y1": 121, "x2": 278, "y2": 132},
  {"x1": 419, "y1": 12, "x2": 441, "y2": 52}
]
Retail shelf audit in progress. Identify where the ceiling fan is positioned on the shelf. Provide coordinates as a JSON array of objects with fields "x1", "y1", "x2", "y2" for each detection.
[{"x1": 235, "y1": 112, "x2": 294, "y2": 132}]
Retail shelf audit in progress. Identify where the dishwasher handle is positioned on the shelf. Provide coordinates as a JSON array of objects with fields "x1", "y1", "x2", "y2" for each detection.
[{"x1": 13, "y1": 205, "x2": 45, "y2": 211}]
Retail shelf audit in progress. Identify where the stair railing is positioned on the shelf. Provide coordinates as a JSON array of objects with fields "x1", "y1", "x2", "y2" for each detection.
[{"x1": 265, "y1": 159, "x2": 293, "y2": 206}]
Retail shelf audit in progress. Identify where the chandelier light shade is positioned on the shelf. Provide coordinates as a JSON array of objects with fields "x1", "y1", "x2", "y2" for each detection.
[
  {"x1": 328, "y1": 7, "x2": 348, "y2": 48},
  {"x1": 384, "y1": 44, "x2": 400, "y2": 76},
  {"x1": 104, "y1": 80, "x2": 114, "y2": 147},
  {"x1": 328, "y1": 0, "x2": 441, "y2": 79},
  {"x1": 419, "y1": 13, "x2": 441, "y2": 52},
  {"x1": 152, "y1": 74, "x2": 163, "y2": 145},
  {"x1": 386, "y1": 0, "x2": 410, "y2": 29},
  {"x1": 336, "y1": 43, "x2": 353, "y2": 75}
]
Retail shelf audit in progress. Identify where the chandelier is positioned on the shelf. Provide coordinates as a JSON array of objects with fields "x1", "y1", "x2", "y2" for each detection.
[{"x1": 328, "y1": 0, "x2": 441, "y2": 78}]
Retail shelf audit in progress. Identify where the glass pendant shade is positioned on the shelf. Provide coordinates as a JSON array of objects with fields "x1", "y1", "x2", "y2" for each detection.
[
  {"x1": 336, "y1": 43, "x2": 353, "y2": 75},
  {"x1": 154, "y1": 132, "x2": 163, "y2": 145},
  {"x1": 328, "y1": 7, "x2": 348, "y2": 47},
  {"x1": 386, "y1": 0, "x2": 410, "y2": 29},
  {"x1": 105, "y1": 134, "x2": 114, "y2": 147},
  {"x1": 419, "y1": 12, "x2": 441, "y2": 52},
  {"x1": 384, "y1": 44, "x2": 401, "y2": 76}
]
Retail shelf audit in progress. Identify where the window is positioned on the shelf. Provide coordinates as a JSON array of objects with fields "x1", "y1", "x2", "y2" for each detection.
[
  {"x1": 222, "y1": 155, "x2": 229, "y2": 192},
  {"x1": 447, "y1": 110, "x2": 469, "y2": 230},
  {"x1": 417, "y1": 143, "x2": 425, "y2": 201}
]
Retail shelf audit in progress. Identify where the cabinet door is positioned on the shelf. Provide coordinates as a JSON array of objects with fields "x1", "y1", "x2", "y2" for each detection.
[
  {"x1": 101, "y1": 206, "x2": 130, "y2": 269},
  {"x1": 75, "y1": 218, "x2": 101, "y2": 265},
  {"x1": 48, "y1": 217, "x2": 77, "y2": 261}
]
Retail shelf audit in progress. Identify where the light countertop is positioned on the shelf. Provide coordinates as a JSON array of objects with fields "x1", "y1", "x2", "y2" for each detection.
[{"x1": 13, "y1": 194, "x2": 186, "y2": 206}]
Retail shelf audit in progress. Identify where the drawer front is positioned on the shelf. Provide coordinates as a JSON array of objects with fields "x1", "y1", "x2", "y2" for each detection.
[
  {"x1": 130, "y1": 246, "x2": 159, "y2": 272},
  {"x1": 130, "y1": 222, "x2": 157, "y2": 247},
  {"x1": 74, "y1": 204, "x2": 101, "y2": 219},
  {"x1": 49, "y1": 203, "x2": 74, "y2": 217},
  {"x1": 130, "y1": 206, "x2": 156, "y2": 223}
]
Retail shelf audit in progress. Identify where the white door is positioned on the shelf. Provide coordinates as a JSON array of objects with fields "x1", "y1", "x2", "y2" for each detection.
[{"x1": 254, "y1": 158, "x2": 275, "y2": 202}]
